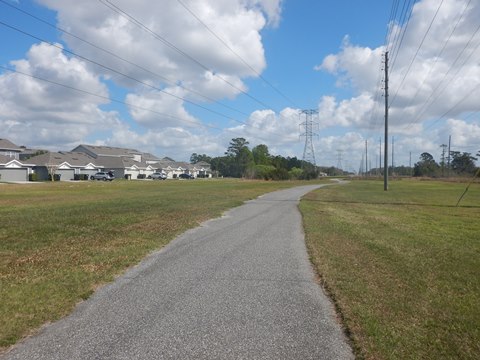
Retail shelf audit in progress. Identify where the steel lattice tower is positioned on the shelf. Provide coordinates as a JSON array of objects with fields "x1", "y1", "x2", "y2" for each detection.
[{"x1": 300, "y1": 109, "x2": 319, "y2": 166}]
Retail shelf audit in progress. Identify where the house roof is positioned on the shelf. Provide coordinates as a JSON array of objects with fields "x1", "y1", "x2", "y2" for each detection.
[
  {"x1": 194, "y1": 161, "x2": 211, "y2": 168},
  {"x1": 0, "y1": 154, "x2": 12, "y2": 164},
  {"x1": 74, "y1": 144, "x2": 143, "y2": 157},
  {"x1": 142, "y1": 152, "x2": 162, "y2": 162},
  {"x1": 0, "y1": 139, "x2": 22, "y2": 152},
  {"x1": 28, "y1": 151, "x2": 99, "y2": 167},
  {"x1": 95, "y1": 155, "x2": 150, "y2": 170}
]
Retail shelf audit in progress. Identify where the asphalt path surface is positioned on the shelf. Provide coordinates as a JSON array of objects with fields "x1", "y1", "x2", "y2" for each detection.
[{"x1": 4, "y1": 184, "x2": 353, "y2": 359}]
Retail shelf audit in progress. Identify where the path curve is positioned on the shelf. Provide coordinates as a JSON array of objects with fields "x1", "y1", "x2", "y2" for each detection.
[{"x1": 3, "y1": 184, "x2": 353, "y2": 360}]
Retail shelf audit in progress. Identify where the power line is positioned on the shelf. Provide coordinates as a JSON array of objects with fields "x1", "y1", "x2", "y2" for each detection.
[
  {"x1": 389, "y1": 0, "x2": 446, "y2": 108},
  {"x1": 98, "y1": 0, "x2": 275, "y2": 111},
  {"x1": 423, "y1": 82, "x2": 480, "y2": 131},
  {"x1": 0, "y1": 64, "x2": 294, "y2": 146},
  {"x1": 0, "y1": 0, "x2": 251, "y2": 119},
  {"x1": 388, "y1": 0, "x2": 415, "y2": 74},
  {"x1": 399, "y1": 0, "x2": 473, "y2": 117},
  {"x1": 0, "y1": 20, "x2": 262, "y2": 130},
  {"x1": 175, "y1": 0, "x2": 299, "y2": 109},
  {"x1": 405, "y1": 23, "x2": 480, "y2": 129},
  {"x1": 0, "y1": 65, "x2": 219, "y2": 131}
]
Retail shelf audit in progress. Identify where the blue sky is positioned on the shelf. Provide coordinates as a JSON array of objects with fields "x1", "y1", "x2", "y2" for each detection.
[{"x1": 0, "y1": 0, "x2": 478, "y2": 170}]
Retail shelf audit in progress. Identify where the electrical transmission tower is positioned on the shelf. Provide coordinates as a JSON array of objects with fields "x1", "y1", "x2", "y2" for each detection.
[
  {"x1": 336, "y1": 149, "x2": 344, "y2": 170},
  {"x1": 300, "y1": 109, "x2": 319, "y2": 166}
]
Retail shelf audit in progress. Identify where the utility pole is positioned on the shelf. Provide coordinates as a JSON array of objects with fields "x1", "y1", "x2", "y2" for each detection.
[
  {"x1": 384, "y1": 51, "x2": 389, "y2": 191},
  {"x1": 440, "y1": 144, "x2": 447, "y2": 177},
  {"x1": 392, "y1": 135, "x2": 395, "y2": 176},
  {"x1": 365, "y1": 140, "x2": 368, "y2": 177},
  {"x1": 447, "y1": 135, "x2": 451, "y2": 177},
  {"x1": 409, "y1": 151, "x2": 412, "y2": 176},
  {"x1": 379, "y1": 137, "x2": 382, "y2": 176},
  {"x1": 300, "y1": 109, "x2": 319, "y2": 167}
]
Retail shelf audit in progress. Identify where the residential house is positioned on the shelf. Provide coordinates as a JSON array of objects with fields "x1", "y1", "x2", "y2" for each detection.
[
  {"x1": 72, "y1": 144, "x2": 160, "y2": 179},
  {"x1": 151, "y1": 158, "x2": 212, "y2": 179},
  {"x1": 28, "y1": 151, "x2": 102, "y2": 181},
  {"x1": 191, "y1": 161, "x2": 212, "y2": 178},
  {"x1": 0, "y1": 138, "x2": 23, "y2": 160},
  {"x1": 94, "y1": 156, "x2": 156, "y2": 179},
  {"x1": 0, "y1": 155, "x2": 34, "y2": 182}
]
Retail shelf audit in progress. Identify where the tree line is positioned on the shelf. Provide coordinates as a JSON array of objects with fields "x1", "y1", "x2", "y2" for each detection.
[
  {"x1": 413, "y1": 151, "x2": 479, "y2": 177},
  {"x1": 191, "y1": 138, "x2": 479, "y2": 179},
  {"x1": 190, "y1": 138, "x2": 320, "y2": 180}
]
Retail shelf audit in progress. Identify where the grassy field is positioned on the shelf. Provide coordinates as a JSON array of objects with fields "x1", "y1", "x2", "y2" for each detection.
[
  {"x1": 0, "y1": 178, "x2": 314, "y2": 350},
  {"x1": 301, "y1": 178, "x2": 480, "y2": 359}
]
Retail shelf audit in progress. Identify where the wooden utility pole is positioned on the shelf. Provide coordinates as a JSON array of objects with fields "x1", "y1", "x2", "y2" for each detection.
[
  {"x1": 365, "y1": 140, "x2": 368, "y2": 177},
  {"x1": 384, "y1": 52, "x2": 389, "y2": 191}
]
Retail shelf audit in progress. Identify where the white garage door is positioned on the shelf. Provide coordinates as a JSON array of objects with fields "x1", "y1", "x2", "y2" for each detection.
[{"x1": 0, "y1": 168, "x2": 28, "y2": 182}]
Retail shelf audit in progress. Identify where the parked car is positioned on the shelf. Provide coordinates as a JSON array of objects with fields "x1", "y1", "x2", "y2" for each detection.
[
  {"x1": 178, "y1": 173, "x2": 194, "y2": 179},
  {"x1": 150, "y1": 172, "x2": 167, "y2": 180},
  {"x1": 90, "y1": 171, "x2": 114, "y2": 181}
]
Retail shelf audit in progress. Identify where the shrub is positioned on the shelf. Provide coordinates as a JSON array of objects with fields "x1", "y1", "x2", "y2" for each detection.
[{"x1": 48, "y1": 174, "x2": 61, "y2": 181}]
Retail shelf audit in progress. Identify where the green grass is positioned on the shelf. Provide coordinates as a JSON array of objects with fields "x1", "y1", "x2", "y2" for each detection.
[
  {"x1": 301, "y1": 179, "x2": 480, "y2": 359},
  {"x1": 0, "y1": 178, "x2": 317, "y2": 349}
]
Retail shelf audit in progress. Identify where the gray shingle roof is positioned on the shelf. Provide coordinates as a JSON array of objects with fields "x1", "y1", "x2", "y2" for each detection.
[
  {"x1": 28, "y1": 151, "x2": 98, "y2": 167},
  {"x1": 0, "y1": 139, "x2": 22, "y2": 151},
  {"x1": 74, "y1": 144, "x2": 142, "y2": 157},
  {"x1": 94, "y1": 156, "x2": 150, "y2": 170}
]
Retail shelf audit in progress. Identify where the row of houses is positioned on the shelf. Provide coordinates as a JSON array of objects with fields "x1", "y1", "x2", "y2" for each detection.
[{"x1": 0, "y1": 139, "x2": 212, "y2": 182}]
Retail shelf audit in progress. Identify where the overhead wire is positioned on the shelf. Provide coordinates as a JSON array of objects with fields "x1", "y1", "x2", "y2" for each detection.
[
  {"x1": 405, "y1": 22, "x2": 480, "y2": 130},
  {"x1": 0, "y1": 0, "x2": 251, "y2": 118},
  {"x1": 388, "y1": 0, "x2": 415, "y2": 74},
  {"x1": 423, "y1": 82, "x2": 480, "y2": 131},
  {"x1": 365, "y1": 0, "x2": 405, "y2": 147},
  {"x1": 98, "y1": 0, "x2": 275, "y2": 111},
  {"x1": 399, "y1": 0, "x2": 473, "y2": 126},
  {"x1": 174, "y1": 0, "x2": 299, "y2": 109},
  {"x1": 0, "y1": 18, "x2": 302, "y2": 141},
  {"x1": 0, "y1": 64, "x2": 294, "y2": 146},
  {"x1": 0, "y1": 65, "x2": 220, "y2": 131},
  {"x1": 389, "y1": 0, "x2": 446, "y2": 108},
  {"x1": 0, "y1": 0, "x2": 305, "y2": 149}
]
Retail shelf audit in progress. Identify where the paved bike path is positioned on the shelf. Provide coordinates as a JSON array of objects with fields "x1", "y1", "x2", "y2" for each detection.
[{"x1": 4, "y1": 184, "x2": 353, "y2": 359}]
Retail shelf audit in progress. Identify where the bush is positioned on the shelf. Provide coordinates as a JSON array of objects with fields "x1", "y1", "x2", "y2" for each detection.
[
  {"x1": 29, "y1": 173, "x2": 38, "y2": 182},
  {"x1": 137, "y1": 174, "x2": 146, "y2": 179},
  {"x1": 48, "y1": 174, "x2": 61, "y2": 181},
  {"x1": 74, "y1": 174, "x2": 89, "y2": 181}
]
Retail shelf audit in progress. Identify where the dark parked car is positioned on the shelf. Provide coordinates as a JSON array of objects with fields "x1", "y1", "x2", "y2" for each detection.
[
  {"x1": 150, "y1": 172, "x2": 167, "y2": 180},
  {"x1": 90, "y1": 171, "x2": 114, "y2": 181},
  {"x1": 178, "y1": 173, "x2": 194, "y2": 179}
]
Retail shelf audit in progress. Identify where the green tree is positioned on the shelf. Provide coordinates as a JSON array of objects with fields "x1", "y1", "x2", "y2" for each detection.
[
  {"x1": 190, "y1": 153, "x2": 212, "y2": 164},
  {"x1": 413, "y1": 152, "x2": 440, "y2": 177},
  {"x1": 450, "y1": 151, "x2": 477, "y2": 175},
  {"x1": 288, "y1": 167, "x2": 303, "y2": 179},
  {"x1": 220, "y1": 138, "x2": 254, "y2": 178},
  {"x1": 226, "y1": 138, "x2": 249, "y2": 157},
  {"x1": 252, "y1": 144, "x2": 271, "y2": 165}
]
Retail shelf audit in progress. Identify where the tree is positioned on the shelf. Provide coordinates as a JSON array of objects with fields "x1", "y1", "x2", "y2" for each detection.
[
  {"x1": 46, "y1": 163, "x2": 59, "y2": 181},
  {"x1": 252, "y1": 144, "x2": 271, "y2": 165},
  {"x1": 190, "y1": 153, "x2": 212, "y2": 164},
  {"x1": 226, "y1": 138, "x2": 249, "y2": 157},
  {"x1": 288, "y1": 167, "x2": 303, "y2": 179},
  {"x1": 223, "y1": 138, "x2": 254, "y2": 177},
  {"x1": 413, "y1": 152, "x2": 440, "y2": 177},
  {"x1": 450, "y1": 151, "x2": 477, "y2": 175}
]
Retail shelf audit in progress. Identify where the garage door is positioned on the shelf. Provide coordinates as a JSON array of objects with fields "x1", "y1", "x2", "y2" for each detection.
[
  {"x1": 0, "y1": 168, "x2": 28, "y2": 182},
  {"x1": 56, "y1": 169, "x2": 75, "y2": 181}
]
